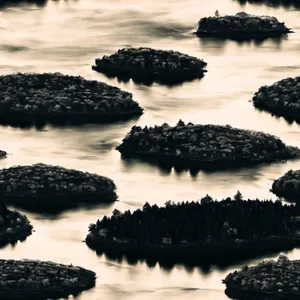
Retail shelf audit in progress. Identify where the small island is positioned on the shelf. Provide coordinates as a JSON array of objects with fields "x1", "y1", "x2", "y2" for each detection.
[
  {"x1": 86, "y1": 195, "x2": 300, "y2": 265},
  {"x1": 0, "y1": 73, "x2": 143, "y2": 126},
  {"x1": 196, "y1": 12, "x2": 291, "y2": 40},
  {"x1": 253, "y1": 76, "x2": 300, "y2": 121},
  {"x1": 116, "y1": 120, "x2": 300, "y2": 170},
  {"x1": 0, "y1": 163, "x2": 117, "y2": 213},
  {"x1": 0, "y1": 150, "x2": 7, "y2": 159},
  {"x1": 272, "y1": 170, "x2": 300, "y2": 201},
  {"x1": 92, "y1": 47, "x2": 207, "y2": 85},
  {"x1": 0, "y1": 203, "x2": 32, "y2": 246},
  {"x1": 223, "y1": 255, "x2": 300, "y2": 300},
  {"x1": 0, "y1": 259, "x2": 96, "y2": 299}
]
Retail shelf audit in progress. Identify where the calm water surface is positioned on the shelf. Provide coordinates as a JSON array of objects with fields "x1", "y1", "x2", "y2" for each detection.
[{"x1": 1, "y1": 0, "x2": 300, "y2": 299}]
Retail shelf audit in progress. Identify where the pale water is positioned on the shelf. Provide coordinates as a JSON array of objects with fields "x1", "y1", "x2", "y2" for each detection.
[{"x1": 1, "y1": 0, "x2": 300, "y2": 299}]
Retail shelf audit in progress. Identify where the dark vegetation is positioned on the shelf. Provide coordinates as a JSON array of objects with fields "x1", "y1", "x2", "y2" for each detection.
[
  {"x1": 253, "y1": 76, "x2": 300, "y2": 122},
  {"x1": 0, "y1": 163, "x2": 117, "y2": 213},
  {"x1": 0, "y1": 259, "x2": 96, "y2": 300},
  {"x1": 224, "y1": 255, "x2": 300, "y2": 300},
  {"x1": 234, "y1": 0, "x2": 300, "y2": 9},
  {"x1": 116, "y1": 120, "x2": 300, "y2": 171},
  {"x1": 0, "y1": 73, "x2": 143, "y2": 127},
  {"x1": 92, "y1": 47, "x2": 207, "y2": 85},
  {"x1": 272, "y1": 169, "x2": 300, "y2": 202},
  {"x1": 86, "y1": 193, "x2": 300, "y2": 265},
  {"x1": 197, "y1": 12, "x2": 291, "y2": 40}
]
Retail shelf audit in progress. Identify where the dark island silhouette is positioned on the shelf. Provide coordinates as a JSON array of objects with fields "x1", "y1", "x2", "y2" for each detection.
[
  {"x1": 196, "y1": 12, "x2": 291, "y2": 41},
  {"x1": 224, "y1": 255, "x2": 300, "y2": 299},
  {"x1": 116, "y1": 120, "x2": 300, "y2": 171},
  {"x1": 0, "y1": 73, "x2": 143, "y2": 127},
  {"x1": 86, "y1": 193, "x2": 300, "y2": 265},
  {"x1": 92, "y1": 47, "x2": 207, "y2": 86},
  {"x1": 0, "y1": 163, "x2": 117, "y2": 213},
  {"x1": 0, "y1": 259, "x2": 96, "y2": 300}
]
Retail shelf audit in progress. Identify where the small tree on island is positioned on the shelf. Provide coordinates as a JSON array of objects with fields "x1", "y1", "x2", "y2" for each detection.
[{"x1": 234, "y1": 190, "x2": 243, "y2": 201}]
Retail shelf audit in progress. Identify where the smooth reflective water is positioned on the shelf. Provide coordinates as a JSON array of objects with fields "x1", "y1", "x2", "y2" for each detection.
[{"x1": 1, "y1": 0, "x2": 300, "y2": 299}]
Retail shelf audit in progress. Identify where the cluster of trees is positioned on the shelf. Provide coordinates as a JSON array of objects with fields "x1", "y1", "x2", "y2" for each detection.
[{"x1": 89, "y1": 192, "x2": 299, "y2": 245}]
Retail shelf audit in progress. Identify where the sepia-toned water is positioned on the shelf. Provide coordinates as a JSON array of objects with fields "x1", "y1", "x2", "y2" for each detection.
[{"x1": 1, "y1": 0, "x2": 300, "y2": 298}]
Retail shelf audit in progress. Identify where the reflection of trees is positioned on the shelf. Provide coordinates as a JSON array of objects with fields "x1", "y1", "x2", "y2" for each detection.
[
  {"x1": 0, "y1": 0, "x2": 48, "y2": 8},
  {"x1": 235, "y1": 0, "x2": 300, "y2": 9},
  {"x1": 0, "y1": 0, "x2": 78, "y2": 9}
]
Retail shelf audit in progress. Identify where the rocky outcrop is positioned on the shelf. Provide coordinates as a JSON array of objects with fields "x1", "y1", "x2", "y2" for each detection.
[
  {"x1": 223, "y1": 255, "x2": 300, "y2": 299},
  {"x1": 0, "y1": 73, "x2": 143, "y2": 126},
  {"x1": 0, "y1": 208, "x2": 32, "y2": 246},
  {"x1": 253, "y1": 76, "x2": 300, "y2": 120},
  {"x1": 86, "y1": 196, "x2": 300, "y2": 265},
  {"x1": 197, "y1": 12, "x2": 291, "y2": 39},
  {"x1": 272, "y1": 170, "x2": 300, "y2": 201},
  {"x1": 92, "y1": 47, "x2": 207, "y2": 85},
  {"x1": 0, "y1": 163, "x2": 117, "y2": 213},
  {"x1": 0, "y1": 150, "x2": 7, "y2": 159},
  {"x1": 0, "y1": 259, "x2": 96, "y2": 299},
  {"x1": 116, "y1": 121, "x2": 300, "y2": 170}
]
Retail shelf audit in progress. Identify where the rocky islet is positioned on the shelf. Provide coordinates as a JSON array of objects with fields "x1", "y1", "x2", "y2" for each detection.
[
  {"x1": 253, "y1": 76, "x2": 300, "y2": 121},
  {"x1": 92, "y1": 47, "x2": 207, "y2": 85},
  {"x1": 0, "y1": 149, "x2": 7, "y2": 159},
  {"x1": 272, "y1": 169, "x2": 300, "y2": 201},
  {"x1": 86, "y1": 196, "x2": 300, "y2": 265},
  {"x1": 0, "y1": 163, "x2": 117, "y2": 213},
  {"x1": 197, "y1": 12, "x2": 291, "y2": 40},
  {"x1": 0, "y1": 73, "x2": 143, "y2": 126},
  {"x1": 116, "y1": 120, "x2": 300, "y2": 170},
  {"x1": 223, "y1": 255, "x2": 300, "y2": 299},
  {"x1": 0, "y1": 207, "x2": 32, "y2": 246},
  {"x1": 0, "y1": 259, "x2": 96, "y2": 299}
]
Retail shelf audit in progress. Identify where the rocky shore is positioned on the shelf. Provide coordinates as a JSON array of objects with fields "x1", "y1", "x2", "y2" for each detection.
[
  {"x1": 86, "y1": 195, "x2": 300, "y2": 265},
  {"x1": 0, "y1": 73, "x2": 143, "y2": 126},
  {"x1": 253, "y1": 76, "x2": 300, "y2": 121},
  {"x1": 0, "y1": 163, "x2": 117, "y2": 213},
  {"x1": 0, "y1": 259, "x2": 96, "y2": 299},
  {"x1": 196, "y1": 12, "x2": 291, "y2": 40},
  {"x1": 272, "y1": 170, "x2": 300, "y2": 201},
  {"x1": 92, "y1": 47, "x2": 207, "y2": 85},
  {"x1": 116, "y1": 121, "x2": 300, "y2": 170},
  {"x1": 223, "y1": 255, "x2": 300, "y2": 300},
  {"x1": 0, "y1": 208, "x2": 32, "y2": 246}
]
